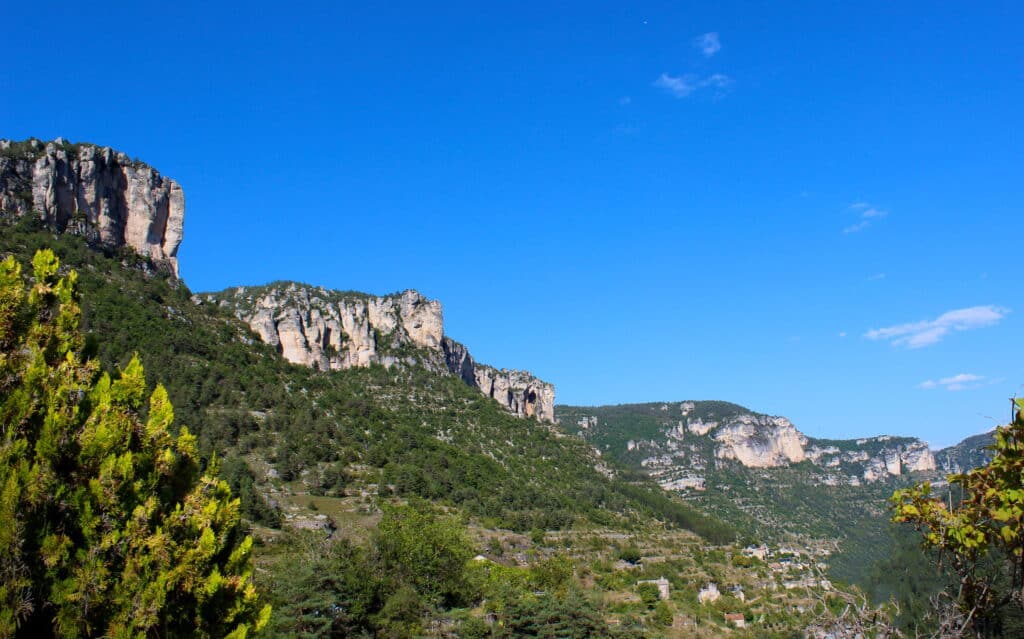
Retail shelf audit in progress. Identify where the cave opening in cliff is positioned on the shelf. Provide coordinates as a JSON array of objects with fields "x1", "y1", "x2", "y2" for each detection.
[{"x1": 525, "y1": 389, "x2": 538, "y2": 417}]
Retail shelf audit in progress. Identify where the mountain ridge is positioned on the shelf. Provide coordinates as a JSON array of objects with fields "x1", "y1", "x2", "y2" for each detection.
[{"x1": 559, "y1": 399, "x2": 989, "y2": 486}]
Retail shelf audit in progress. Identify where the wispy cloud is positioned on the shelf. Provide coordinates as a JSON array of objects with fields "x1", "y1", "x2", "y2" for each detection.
[
  {"x1": 844, "y1": 202, "x2": 888, "y2": 233},
  {"x1": 653, "y1": 73, "x2": 732, "y2": 99},
  {"x1": 867, "y1": 272, "x2": 887, "y2": 281},
  {"x1": 654, "y1": 73, "x2": 695, "y2": 98},
  {"x1": 702, "y1": 73, "x2": 731, "y2": 89},
  {"x1": 919, "y1": 373, "x2": 986, "y2": 391},
  {"x1": 618, "y1": 96, "x2": 632, "y2": 106},
  {"x1": 695, "y1": 32, "x2": 721, "y2": 57},
  {"x1": 866, "y1": 305, "x2": 1009, "y2": 348}
]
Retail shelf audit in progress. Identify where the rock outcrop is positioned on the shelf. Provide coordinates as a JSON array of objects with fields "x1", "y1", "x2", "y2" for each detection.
[
  {"x1": 714, "y1": 415, "x2": 808, "y2": 468},
  {"x1": 204, "y1": 283, "x2": 556, "y2": 422},
  {"x1": 0, "y1": 138, "x2": 184, "y2": 275},
  {"x1": 806, "y1": 436, "x2": 936, "y2": 482},
  {"x1": 210, "y1": 284, "x2": 443, "y2": 371},
  {"x1": 442, "y1": 338, "x2": 555, "y2": 422},
  {"x1": 1, "y1": 139, "x2": 556, "y2": 422},
  {"x1": 474, "y1": 364, "x2": 556, "y2": 423}
]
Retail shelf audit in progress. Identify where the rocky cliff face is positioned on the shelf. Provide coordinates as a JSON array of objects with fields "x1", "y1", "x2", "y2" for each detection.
[
  {"x1": 0, "y1": 138, "x2": 555, "y2": 423},
  {"x1": 714, "y1": 415, "x2": 808, "y2": 468},
  {"x1": 473, "y1": 365, "x2": 556, "y2": 423},
  {"x1": 204, "y1": 283, "x2": 555, "y2": 422},
  {"x1": 441, "y1": 338, "x2": 554, "y2": 422},
  {"x1": 806, "y1": 437, "x2": 936, "y2": 482},
  {"x1": 0, "y1": 138, "x2": 184, "y2": 275},
  {"x1": 207, "y1": 284, "x2": 444, "y2": 371}
]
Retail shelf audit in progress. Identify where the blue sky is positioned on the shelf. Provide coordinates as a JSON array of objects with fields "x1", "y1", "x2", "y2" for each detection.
[{"x1": 3, "y1": 1, "x2": 1021, "y2": 446}]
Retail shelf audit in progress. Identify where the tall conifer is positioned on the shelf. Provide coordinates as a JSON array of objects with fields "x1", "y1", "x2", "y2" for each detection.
[{"x1": 0, "y1": 250, "x2": 269, "y2": 638}]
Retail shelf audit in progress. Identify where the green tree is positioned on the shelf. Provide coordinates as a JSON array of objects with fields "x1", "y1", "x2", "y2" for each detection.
[
  {"x1": 0, "y1": 250, "x2": 269, "y2": 638},
  {"x1": 374, "y1": 500, "x2": 475, "y2": 607},
  {"x1": 652, "y1": 600, "x2": 674, "y2": 626},
  {"x1": 892, "y1": 399, "x2": 1024, "y2": 637},
  {"x1": 259, "y1": 534, "x2": 380, "y2": 638},
  {"x1": 529, "y1": 555, "x2": 573, "y2": 593},
  {"x1": 636, "y1": 582, "x2": 660, "y2": 608}
]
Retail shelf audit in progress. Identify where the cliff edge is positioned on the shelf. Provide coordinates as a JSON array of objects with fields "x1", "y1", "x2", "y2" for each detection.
[{"x1": 0, "y1": 138, "x2": 184, "y2": 275}]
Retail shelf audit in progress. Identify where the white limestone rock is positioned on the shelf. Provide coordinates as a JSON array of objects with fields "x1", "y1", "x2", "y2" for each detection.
[
  {"x1": 1, "y1": 139, "x2": 184, "y2": 275},
  {"x1": 688, "y1": 418, "x2": 718, "y2": 436},
  {"x1": 713, "y1": 415, "x2": 807, "y2": 468}
]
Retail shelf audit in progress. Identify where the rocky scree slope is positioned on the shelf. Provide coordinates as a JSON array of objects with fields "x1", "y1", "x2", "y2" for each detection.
[
  {"x1": 0, "y1": 138, "x2": 183, "y2": 275},
  {"x1": 201, "y1": 283, "x2": 556, "y2": 422}
]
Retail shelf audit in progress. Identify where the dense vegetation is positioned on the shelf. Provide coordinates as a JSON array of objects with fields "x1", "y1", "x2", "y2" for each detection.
[
  {"x1": 0, "y1": 249, "x2": 267, "y2": 638},
  {"x1": 258, "y1": 500, "x2": 645, "y2": 638}
]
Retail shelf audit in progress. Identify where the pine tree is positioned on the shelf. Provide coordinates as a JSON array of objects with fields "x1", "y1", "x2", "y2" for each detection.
[{"x1": 0, "y1": 250, "x2": 269, "y2": 638}]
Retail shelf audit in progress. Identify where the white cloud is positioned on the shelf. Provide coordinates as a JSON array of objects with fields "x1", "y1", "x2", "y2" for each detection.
[
  {"x1": 653, "y1": 73, "x2": 733, "y2": 99},
  {"x1": 695, "y1": 32, "x2": 721, "y2": 57},
  {"x1": 838, "y1": 331, "x2": 848, "y2": 338},
  {"x1": 867, "y1": 272, "x2": 887, "y2": 281},
  {"x1": 844, "y1": 202, "x2": 888, "y2": 233},
  {"x1": 866, "y1": 305, "x2": 1009, "y2": 348},
  {"x1": 654, "y1": 73, "x2": 695, "y2": 98},
  {"x1": 919, "y1": 373, "x2": 985, "y2": 391}
]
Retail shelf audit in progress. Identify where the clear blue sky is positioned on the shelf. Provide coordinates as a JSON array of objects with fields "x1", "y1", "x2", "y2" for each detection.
[{"x1": 3, "y1": 2, "x2": 1021, "y2": 447}]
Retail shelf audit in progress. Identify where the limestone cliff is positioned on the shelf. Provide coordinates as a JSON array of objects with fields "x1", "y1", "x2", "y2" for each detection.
[
  {"x1": 203, "y1": 283, "x2": 555, "y2": 422},
  {"x1": 0, "y1": 138, "x2": 184, "y2": 275},
  {"x1": 807, "y1": 437, "x2": 936, "y2": 482},
  {"x1": 442, "y1": 337, "x2": 555, "y2": 422},
  {"x1": 713, "y1": 415, "x2": 807, "y2": 468},
  {"x1": 206, "y1": 284, "x2": 443, "y2": 371}
]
